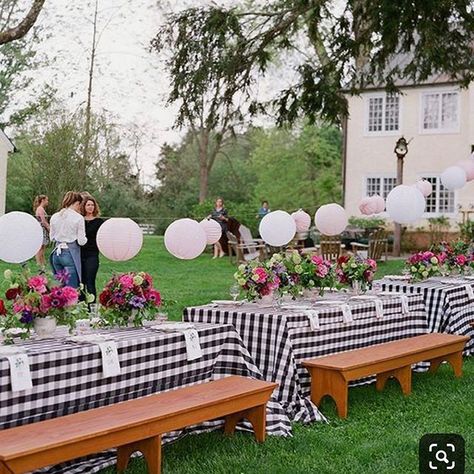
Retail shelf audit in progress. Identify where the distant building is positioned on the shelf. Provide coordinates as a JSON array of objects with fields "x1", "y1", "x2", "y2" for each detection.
[
  {"x1": 343, "y1": 68, "x2": 474, "y2": 228},
  {"x1": 0, "y1": 130, "x2": 14, "y2": 216}
]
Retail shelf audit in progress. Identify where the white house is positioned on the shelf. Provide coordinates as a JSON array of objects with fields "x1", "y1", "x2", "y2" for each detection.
[
  {"x1": 343, "y1": 72, "x2": 474, "y2": 229},
  {"x1": 0, "y1": 129, "x2": 15, "y2": 216}
]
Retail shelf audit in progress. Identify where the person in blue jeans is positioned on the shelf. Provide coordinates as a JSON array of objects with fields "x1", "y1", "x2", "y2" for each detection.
[{"x1": 49, "y1": 191, "x2": 87, "y2": 288}]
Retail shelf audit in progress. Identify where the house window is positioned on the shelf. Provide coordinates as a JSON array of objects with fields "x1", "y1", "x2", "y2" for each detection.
[
  {"x1": 367, "y1": 95, "x2": 400, "y2": 133},
  {"x1": 365, "y1": 176, "x2": 397, "y2": 199},
  {"x1": 422, "y1": 176, "x2": 455, "y2": 214},
  {"x1": 421, "y1": 91, "x2": 459, "y2": 132}
]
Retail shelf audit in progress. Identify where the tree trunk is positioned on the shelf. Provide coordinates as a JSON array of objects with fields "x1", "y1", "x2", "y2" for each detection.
[
  {"x1": 198, "y1": 130, "x2": 209, "y2": 203},
  {"x1": 0, "y1": 0, "x2": 45, "y2": 45}
]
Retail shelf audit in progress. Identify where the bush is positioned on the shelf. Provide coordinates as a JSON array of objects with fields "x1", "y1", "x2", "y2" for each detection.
[
  {"x1": 348, "y1": 216, "x2": 386, "y2": 229},
  {"x1": 459, "y1": 220, "x2": 474, "y2": 242}
]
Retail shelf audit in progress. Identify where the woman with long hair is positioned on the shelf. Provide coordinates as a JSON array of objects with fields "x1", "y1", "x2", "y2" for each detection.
[
  {"x1": 210, "y1": 197, "x2": 228, "y2": 258},
  {"x1": 80, "y1": 196, "x2": 104, "y2": 301},
  {"x1": 33, "y1": 195, "x2": 50, "y2": 269},
  {"x1": 49, "y1": 191, "x2": 87, "y2": 288}
]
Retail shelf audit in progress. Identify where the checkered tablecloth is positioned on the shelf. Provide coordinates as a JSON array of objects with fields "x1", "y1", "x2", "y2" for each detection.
[
  {"x1": 0, "y1": 323, "x2": 291, "y2": 474},
  {"x1": 380, "y1": 278, "x2": 474, "y2": 355},
  {"x1": 184, "y1": 294, "x2": 428, "y2": 423}
]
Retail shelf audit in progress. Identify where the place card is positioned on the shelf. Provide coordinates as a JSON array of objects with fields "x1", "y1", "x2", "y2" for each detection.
[
  {"x1": 6, "y1": 352, "x2": 33, "y2": 392},
  {"x1": 341, "y1": 304, "x2": 353, "y2": 323},
  {"x1": 374, "y1": 299, "x2": 384, "y2": 318},
  {"x1": 183, "y1": 329, "x2": 203, "y2": 361},
  {"x1": 97, "y1": 341, "x2": 121, "y2": 378},
  {"x1": 304, "y1": 310, "x2": 320, "y2": 331},
  {"x1": 465, "y1": 284, "x2": 474, "y2": 301}
]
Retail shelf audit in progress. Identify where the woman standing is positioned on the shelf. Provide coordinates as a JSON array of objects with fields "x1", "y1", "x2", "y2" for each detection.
[
  {"x1": 49, "y1": 191, "x2": 87, "y2": 288},
  {"x1": 33, "y1": 195, "x2": 50, "y2": 269},
  {"x1": 80, "y1": 196, "x2": 104, "y2": 301},
  {"x1": 210, "y1": 197, "x2": 228, "y2": 258}
]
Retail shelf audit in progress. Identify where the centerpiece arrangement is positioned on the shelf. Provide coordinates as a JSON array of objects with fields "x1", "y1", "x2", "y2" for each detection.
[
  {"x1": 234, "y1": 261, "x2": 281, "y2": 303},
  {"x1": 405, "y1": 251, "x2": 441, "y2": 281},
  {"x1": 98, "y1": 272, "x2": 162, "y2": 327},
  {"x1": 299, "y1": 254, "x2": 335, "y2": 296},
  {"x1": 336, "y1": 255, "x2": 377, "y2": 293},
  {"x1": 1, "y1": 268, "x2": 90, "y2": 339},
  {"x1": 431, "y1": 241, "x2": 473, "y2": 275}
]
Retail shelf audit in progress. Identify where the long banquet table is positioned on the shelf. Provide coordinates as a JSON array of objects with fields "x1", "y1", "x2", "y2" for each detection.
[
  {"x1": 0, "y1": 323, "x2": 290, "y2": 474},
  {"x1": 184, "y1": 293, "x2": 428, "y2": 423},
  {"x1": 380, "y1": 277, "x2": 474, "y2": 354}
]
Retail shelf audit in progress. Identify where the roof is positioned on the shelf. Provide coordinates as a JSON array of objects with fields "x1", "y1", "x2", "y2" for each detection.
[{"x1": 0, "y1": 129, "x2": 14, "y2": 152}]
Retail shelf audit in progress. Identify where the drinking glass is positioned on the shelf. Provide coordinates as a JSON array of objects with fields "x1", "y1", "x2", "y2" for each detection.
[{"x1": 229, "y1": 284, "x2": 240, "y2": 302}]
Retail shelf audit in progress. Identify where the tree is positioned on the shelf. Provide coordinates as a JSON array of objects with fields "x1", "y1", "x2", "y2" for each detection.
[
  {"x1": 152, "y1": 1, "x2": 474, "y2": 126},
  {"x1": 0, "y1": 0, "x2": 45, "y2": 45}
]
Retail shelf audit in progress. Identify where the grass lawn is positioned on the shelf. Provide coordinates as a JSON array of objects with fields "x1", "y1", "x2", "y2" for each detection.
[{"x1": 1, "y1": 237, "x2": 472, "y2": 473}]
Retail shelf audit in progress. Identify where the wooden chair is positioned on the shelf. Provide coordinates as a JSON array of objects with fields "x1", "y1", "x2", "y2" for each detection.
[
  {"x1": 0, "y1": 376, "x2": 277, "y2": 474},
  {"x1": 320, "y1": 235, "x2": 343, "y2": 262},
  {"x1": 227, "y1": 232, "x2": 266, "y2": 264},
  {"x1": 351, "y1": 229, "x2": 388, "y2": 261}
]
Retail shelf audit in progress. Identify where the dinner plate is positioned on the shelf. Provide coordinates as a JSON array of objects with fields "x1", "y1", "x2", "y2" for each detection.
[
  {"x1": 384, "y1": 275, "x2": 411, "y2": 281},
  {"x1": 211, "y1": 300, "x2": 245, "y2": 306}
]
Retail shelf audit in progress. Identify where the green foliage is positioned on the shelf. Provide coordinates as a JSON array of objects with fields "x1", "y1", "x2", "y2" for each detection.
[
  {"x1": 459, "y1": 220, "x2": 474, "y2": 242},
  {"x1": 349, "y1": 216, "x2": 386, "y2": 229}
]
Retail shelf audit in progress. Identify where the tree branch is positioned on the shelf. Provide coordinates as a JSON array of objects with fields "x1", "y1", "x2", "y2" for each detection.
[{"x1": 0, "y1": 0, "x2": 45, "y2": 45}]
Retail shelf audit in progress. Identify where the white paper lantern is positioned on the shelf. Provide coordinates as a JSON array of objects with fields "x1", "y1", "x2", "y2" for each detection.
[
  {"x1": 97, "y1": 218, "x2": 143, "y2": 261},
  {"x1": 291, "y1": 209, "x2": 311, "y2": 232},
  {"x1": 164, "y1": 218, "x2": 207, "y2": 259},
  {"x1": 414, "y1": 180, "x2": 433, "y2": 197},
  {"x1": 259, "y1": 210, "x2": 296, "y2": 246},
  {"x1": 0, "y1": 212, "x2": 43, "y2": 263},
  {"x1": 371, "y1": 195, "x2": 385, "y2": 214},
  {"x1": 314, "y1": 204, "x2": 348, "y2": 236},
  {"x1": 359, "y1": 197, "x2": 378, "y2": 215},
  {"x1": 441, "y1": 166, "x2": 467, "y2": 190},
  {"x1": 386, "y1": 185, "x2": 426, "y2": 224},
  {"x1": 199, "y1": 218, "x2": 222, "y2": 245},
  {"x1": 456, "y1": 159, "x2": 474, "y2": 181}
]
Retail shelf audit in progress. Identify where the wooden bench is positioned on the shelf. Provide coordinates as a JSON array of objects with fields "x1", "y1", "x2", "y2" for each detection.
[
  {"x1": 0, "y1": 376, "x2": 277, "y2": 474},
  {"x1": 303, "y1": 333, "x2": 469, "y2": 419}
]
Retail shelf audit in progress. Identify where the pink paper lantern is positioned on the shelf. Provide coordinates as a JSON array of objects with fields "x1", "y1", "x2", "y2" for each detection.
[
  {"x1": 456, "y1": 159, "x2": 474, "y2": 181},
  {"x1": 199, "y1": 218, "x2": 222, "y2": 245},
  {"x1": 164, "y1": 218, "x2": 207, "y2": 260},
  {"x1": 358, "y1": 197, "x2": 378, "y2": 215},
  {"x1": 371, "y1": 195, "x2": 385, "y2": 213},
  {"x1": 291, "y1": 209, "x2": 311, "y2": 232},
  {"x1": 414, "y1": 180, "x2": 433, "y2": 197},
  {"x1": 314, "y1": 204, "x2": 348, "y2": 236},
  {"x1": 97, "y1": 218, "x2": 143, "y2": 261}
]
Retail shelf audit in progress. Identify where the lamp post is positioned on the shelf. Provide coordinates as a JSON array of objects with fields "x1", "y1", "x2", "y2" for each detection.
[{"x1": 393, "y1": 136, "x2": 409, "y2": 257}]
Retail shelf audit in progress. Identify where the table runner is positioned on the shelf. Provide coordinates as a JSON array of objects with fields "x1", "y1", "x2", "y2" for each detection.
[
  {"x1": 381, "y1": 278, "x2": 474, "y2": 354},
  {"x1": 0, "y1": 323, "x2": 290, "y2": 474},
  {"x1": 184, "y1": 294, "x2": 428, "y2": 423}
]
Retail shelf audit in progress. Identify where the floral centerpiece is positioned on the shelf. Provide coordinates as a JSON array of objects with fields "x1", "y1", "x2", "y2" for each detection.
[
  {"x1": 1, "y1": 268, "x2": 89, "y2": 337},
  {"x1": 276, "y1": 252, "x2": 304, "y2": 298},
  {"x1": 405, "y1": 251, "x2": 441, "y2": 281},
  {"x1": 431, "y1": 241, "x2": 472, "y2": 275},
  {"x1": 300, "y1": 254, "x2": 335, "y2": 296},
  {"x1": 234, "y1": 260, "x2": 280, "y2": 301},
  {"x1": 336, "y1": 255, "x2": 377, "y2": 292},
  {"x1": 98, "y1": 272, "x2": 161, "y2": 327}
]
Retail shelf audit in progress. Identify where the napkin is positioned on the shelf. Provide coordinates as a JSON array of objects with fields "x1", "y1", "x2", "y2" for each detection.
[
  {"x1": 400, "y1": 295, "x2": 410, "y2": 314},
  {"x1": 465, "y1": 284, "x2": 474, "y2": 301},
  {"x1": 6, "y1": 352, "x2": 33, "y2": 392},
  {"x1": 98, "y1": 341, "x2": 121, "y2": 378},
  {"x1": 374, "y1": 299, "x2": 384, "y2": 319},
  {"x1": 68, "y1": 334, "x2": 110, "y2": 344},
  {"x1": 150, "y1": 322, "x2": 195, "y2": 332},
  {"x1": 150, "y1": 323, "x2": 202, "y2": 361},
  {"x1": 304, "y1": 310, "x2": 320, "y2": 331},
  {"x1": 340, "y1": 304, "x2": 353, "y2": 323}
]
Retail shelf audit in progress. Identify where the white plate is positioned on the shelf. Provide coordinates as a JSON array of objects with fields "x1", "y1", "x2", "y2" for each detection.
[
  {"x1": 312, "y1": 300, "x2": 343, "y2": 305},
  {"x1": 377, "y1": 291, "x2": 404, "y2": 296},
  {"x1": 281, "y1": 305, "x2": 312, "y2": 311},
  {"x1": 349, "y1": 295, "x2": 379, "y2": 300},
  {"x1": 211, "y1": 300, "x2": 245, "y2": 306},
  {"x1": 384, "y1": 275, "x2": 410, "y2": 281}
]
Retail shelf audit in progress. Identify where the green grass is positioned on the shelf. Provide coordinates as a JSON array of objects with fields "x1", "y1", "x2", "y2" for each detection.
[{"x1": 1, "y1": 237, "x2": 472, "y2": 473}]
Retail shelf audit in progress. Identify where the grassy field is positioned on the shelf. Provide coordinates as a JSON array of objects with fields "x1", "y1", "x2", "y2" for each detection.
[{"x1": 1, "y1": 237, "x2": 472, "y2": 473}]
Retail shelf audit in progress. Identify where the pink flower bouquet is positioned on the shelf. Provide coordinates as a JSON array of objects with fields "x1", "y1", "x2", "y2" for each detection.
[
  {"x1": 405, "y1": 251, "x2": 441, "y2": 281},
  {"x1": 234, "y1": 261, "x2": 280, "y2": 301}
]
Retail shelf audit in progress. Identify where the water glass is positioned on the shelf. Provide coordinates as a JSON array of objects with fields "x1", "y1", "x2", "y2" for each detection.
[
  {"x1": 229, "y1": 284, "x2": 240, "y2": 302},
  {"x1": 89, "y1": 303, "x2": 99, "y2": 317}
]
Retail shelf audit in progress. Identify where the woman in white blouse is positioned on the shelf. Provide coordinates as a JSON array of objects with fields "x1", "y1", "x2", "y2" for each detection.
[{"x1": 49, "y1": 191, "x2": 87, "y2": 288}]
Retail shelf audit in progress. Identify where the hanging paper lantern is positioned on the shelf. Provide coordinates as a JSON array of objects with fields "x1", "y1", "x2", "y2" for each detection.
[
  {"x1": 164, "y1": 218, "x2": 207, "y2": 259},
  {"x1": 371, "y1": 195, "x2": 385, "y2": 214},
  {"x1": 97, "y1": 218, "x2": 143, "y2": 261},
  {"x1": 314, "y1": 204, "x2": 348, "y2": 236},
  {"x1": 386, "y1": 185, "x2": 425, "y2": 224},
  {"x1": 259, "y1": 210, "x2": 296, "y2": 246},
  {"x1": 0, "y1": 212, "x2": 43, "y2": 263},
  {"x1": 359, "y1": 197, "x2": 378, "y2": 215},
  {"x1": 291, "y1": 209, "x2": 311, "y2": 232},
  {"x1": 441, "y1": 166, "x2": 467, "y2": 190},
  {"x1": 456, "y1": 159, "x2": 474, "y2": 182},
  {"x1": 414, "y1": 180, "x2": 433, "y2": 197},
  {"x1": 199, "y1": 218, "x2": 222, "y2": 245}
]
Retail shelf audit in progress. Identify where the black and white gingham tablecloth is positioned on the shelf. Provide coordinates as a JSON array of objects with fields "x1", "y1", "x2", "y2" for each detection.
[
  {"x1": 381, "y1": 278, "x2": 474, "y2": 354},
  {"x1": 184, "y1": 294, "x2": 428, "y2": 423},
  {"x1": 0, "y1": 323, "x2": 291, "y2": 474}
]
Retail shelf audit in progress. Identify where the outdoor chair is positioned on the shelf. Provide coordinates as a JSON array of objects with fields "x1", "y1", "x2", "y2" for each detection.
[
  {"x1": 320, "y1": 235, "x2": 344, "y2": 262},
  {"x1": 227, "y1": 231, "x2": 266, "y2": 264},
  {"x1": 351, "y1": 229, "x2": 388, "y2": 261}
]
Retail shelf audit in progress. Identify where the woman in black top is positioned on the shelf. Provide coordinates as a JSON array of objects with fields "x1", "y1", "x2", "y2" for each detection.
[
  {"x1": 80, "y1": 196, "x2": 104, "y2": 301},
  {"x1": 209, "y1": 197, "x2": 228, "y2": 258}
]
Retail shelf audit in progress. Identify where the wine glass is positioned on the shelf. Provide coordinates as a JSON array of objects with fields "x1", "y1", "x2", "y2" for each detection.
[{"x1": 229, "y1": 284, "x2": 240, "y2": 302}]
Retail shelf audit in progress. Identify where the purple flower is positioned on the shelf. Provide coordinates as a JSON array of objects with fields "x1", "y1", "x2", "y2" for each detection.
[
  {"x1": 20, "y1": 309, "x2": 34, "y2": 324},
  {"x1": 54, "y1": 269, "x2": 70, "y2": 285},
  {"x1": 129, "y1": 296, "x2": 146, "y2": 309}
]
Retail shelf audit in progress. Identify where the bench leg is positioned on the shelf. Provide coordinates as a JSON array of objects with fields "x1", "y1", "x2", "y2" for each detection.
[
  {"x1": 224, "y1": 404, "x2": 266, "y2": 443},
  {"x1": 430, "y1": 352, "x2": 463, "y2": 377},
  {"x1": 309, "y1": 368, "x2": 348, "y2": 419},
  {"x1": 0, "y1": 462, "x2": 14, "y2": 474},
  {"x1": 376, "y1": 366, "x2": 412, "y2": 395},
  {"x1": 117, "y1": 435, "x2": 162, "y2": 474}
]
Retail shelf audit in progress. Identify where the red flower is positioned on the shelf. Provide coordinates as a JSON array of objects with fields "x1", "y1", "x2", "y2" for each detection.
[
  {"x1": 5, "y1": 287, "x2": 21, "y2": 300},
  {"x1": 0, "y1": 299, "x2": 6, "y2": 316},
  {"x1": 337, "y1": 255, "x2": 349, "y2": 265},
  {"x1": 99, "y1": 289, "x2": 112, "y2": 307}
]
